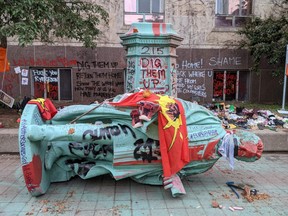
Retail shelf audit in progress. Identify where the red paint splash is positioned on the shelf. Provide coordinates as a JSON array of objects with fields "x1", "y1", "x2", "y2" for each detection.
[
  {"x1": 238, "y1": 139, "x2": 264, "y2": 159},
  {"x1": 22, "y1": 155, "x2": 42, "y2": 192},
  {"x1": 152, "y1": 23, "x2": 161, "y2": 36},
  {"x1": 162, "y1": 23, "x2": 167, "y2": 34}
]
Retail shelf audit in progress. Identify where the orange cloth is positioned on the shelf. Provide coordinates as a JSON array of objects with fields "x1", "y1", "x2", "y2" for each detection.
[
  {"x1": 0, "y1": 48, "x2": 10, "y2": 72},
  {"x1": 110, "y1": 91, "x2": 189, "y2": 177}
]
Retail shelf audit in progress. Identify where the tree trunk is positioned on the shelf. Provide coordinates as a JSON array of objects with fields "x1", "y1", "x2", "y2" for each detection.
[{"x1": 0, "y1": 36, "x2": 7, "y2": 48}]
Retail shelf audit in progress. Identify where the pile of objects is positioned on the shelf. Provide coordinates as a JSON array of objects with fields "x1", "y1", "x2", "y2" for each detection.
[{"x1": 203, "y1": 102, "x2": 288, "y2": 131}]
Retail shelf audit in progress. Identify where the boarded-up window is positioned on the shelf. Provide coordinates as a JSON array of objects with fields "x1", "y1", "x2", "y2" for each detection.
[
  {"x1": 213, "y1": 70, "x2": 249, "y2": 101},
  {"x1": 59, "y1": 69, "x2": 72, "y2": 100},
  {"x1": 31, "y1": 68, "x2": 72, "y2": 101}
]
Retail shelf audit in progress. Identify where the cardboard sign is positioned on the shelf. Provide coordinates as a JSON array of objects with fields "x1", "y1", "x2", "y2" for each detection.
[{"x1": 0, "y1": 90, "x2": 15, "y2": 108}]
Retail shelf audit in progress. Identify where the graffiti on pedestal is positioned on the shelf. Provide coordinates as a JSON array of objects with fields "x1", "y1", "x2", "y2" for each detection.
[
  {"x1": 139, "y1": 57, "x2": 168, "y2": 94},
  {"x1": 126, "y1": 58, "x2": 136, "y2": 92}
]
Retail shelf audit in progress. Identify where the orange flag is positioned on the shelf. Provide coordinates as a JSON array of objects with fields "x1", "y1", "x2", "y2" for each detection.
[{"x1": 0, "y1": 48, "x2": 10, "y2": 72}]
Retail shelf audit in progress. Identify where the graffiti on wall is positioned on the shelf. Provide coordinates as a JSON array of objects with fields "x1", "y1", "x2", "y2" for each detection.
[
  {"x1": 177, "y1": 56, "x2": 242, "y2": 99},
  {"x1": 209, "y1": 56, "x2": 241, "y2": 67},
  {"x1": 1, "y1": 73, "x2": 19, "y2": 95},
  {"x1": 12, "y1": 57, "x2": 77, "y2": 67},
  {"x1": 77, "y1": 61, "x2": 118, "y2": 71},
  {"x1": 74, "y1": 60, "x2": 123, "y2": 100},
  {"x1": 177, "y1": 59, "x2": 211, "y2": 98}
]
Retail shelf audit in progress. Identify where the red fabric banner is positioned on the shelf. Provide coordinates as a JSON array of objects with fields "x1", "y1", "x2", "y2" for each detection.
[
  {"x1": 111, "y1": 91, "x2": 189, "y2": 177},
  {"x1": 0, "y1": 48, "x2": 10, "y2": 72},
  {"x1": 28, "y1": 98, "x2": 57, "y2": 120},
  {"x1": 157, "y1": 95, "x2": 189, "y2": 177}
]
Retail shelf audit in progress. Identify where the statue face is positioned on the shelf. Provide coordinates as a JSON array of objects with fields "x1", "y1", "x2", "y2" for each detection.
[{"x1": 231, "y1": 130, "x2": 264, "y2": 162}]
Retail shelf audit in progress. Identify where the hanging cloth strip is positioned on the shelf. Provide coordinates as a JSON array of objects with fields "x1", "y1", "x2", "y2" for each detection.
[{"x1": 218, "y1": 132, "x2": 235, "y2": 170}]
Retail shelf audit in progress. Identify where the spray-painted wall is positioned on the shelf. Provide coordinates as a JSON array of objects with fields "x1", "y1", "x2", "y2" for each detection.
[
  {"x1": 0, "y1": 45, "x2": 283, "y2": 104},
  {"x1": 1, "y1": 0, "x2": 285, "y2": 104}
]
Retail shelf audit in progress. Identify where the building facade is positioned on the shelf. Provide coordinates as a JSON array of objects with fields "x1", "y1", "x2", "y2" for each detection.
[{"x1": 0, "y1": 0, "x2": 284, "y2": 105}]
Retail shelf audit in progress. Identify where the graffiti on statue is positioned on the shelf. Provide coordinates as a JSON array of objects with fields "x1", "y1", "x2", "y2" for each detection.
[{"x1": 133, "y1": 138, "x2": 160, "y2": 163}]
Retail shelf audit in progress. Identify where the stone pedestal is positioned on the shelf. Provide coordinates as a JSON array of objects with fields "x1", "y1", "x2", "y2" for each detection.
[{"x1": 120, "y1": 22, "x2": 183, "y2": 97}]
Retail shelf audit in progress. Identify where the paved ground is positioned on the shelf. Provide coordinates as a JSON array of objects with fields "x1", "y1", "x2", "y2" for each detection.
[{"x1": 0, "y1": 153, "x2": 287, "y2": 216}]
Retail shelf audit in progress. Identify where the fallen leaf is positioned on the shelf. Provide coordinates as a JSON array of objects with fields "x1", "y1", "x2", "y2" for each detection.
[
  {"x1": 41, "y1": 207, "x2": 48, "y2": 213},
  {"x1": 212, "y1": 200, "x2": 219, "y2": 208}
]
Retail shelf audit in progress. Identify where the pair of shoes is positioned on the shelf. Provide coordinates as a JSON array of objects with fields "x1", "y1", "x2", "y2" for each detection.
[
  {"x1": 130, "y1": 109, "x2": 143, "y2": 128},
  {"x1": 137, "y1": 101, "x2": 160, "y2": 121},
  {"x1": 130, "y1": 101, "x2": 159, "y2": 128}
]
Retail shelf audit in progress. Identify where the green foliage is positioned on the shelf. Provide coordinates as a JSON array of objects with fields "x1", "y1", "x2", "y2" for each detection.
[
  {"x1": 237, "y1": 7, "x2": 288, "y2": 75},
  {"x1": 0, "y1": 0, "x2": 109, "y2": 48}
]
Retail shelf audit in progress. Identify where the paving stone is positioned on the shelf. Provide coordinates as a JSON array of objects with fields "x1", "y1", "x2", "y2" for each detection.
[{"x1": 0, "y1": 154, "x2": 287, "y2": 216}]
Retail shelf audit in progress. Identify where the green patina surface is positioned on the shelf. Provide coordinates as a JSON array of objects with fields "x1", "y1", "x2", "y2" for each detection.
[{"x1": 18, "y1": 93, "x2": 263, "y2": 197}]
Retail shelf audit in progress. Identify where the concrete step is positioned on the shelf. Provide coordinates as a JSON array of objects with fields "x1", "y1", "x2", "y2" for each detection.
[{"x1": 0, "y1": 128, "x2": 287, "y2": 153}]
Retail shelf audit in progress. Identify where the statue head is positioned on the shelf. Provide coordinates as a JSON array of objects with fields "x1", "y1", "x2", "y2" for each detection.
[{"x1": 230, "y1": 129, "x2": 264, "y2": 162}]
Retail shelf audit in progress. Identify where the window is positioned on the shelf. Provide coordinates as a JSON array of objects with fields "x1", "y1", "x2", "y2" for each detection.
[
  {"x1": 215, "y1": 0, "x2": 252, "y2": 27},
  {"x1": 124, "y1": 0, "x2": 164, "y2": 25},
  {"x1": 30, "y1": 68, "x2": 72, "y2": 101}
]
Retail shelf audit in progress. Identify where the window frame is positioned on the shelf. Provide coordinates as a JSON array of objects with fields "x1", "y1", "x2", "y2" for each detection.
[
  {"x1": 124, "y1": 0, "x2": 165, "y2": 25},
  {"x1": 215, "y1": 0, "x2": 253, "y2": 28}
]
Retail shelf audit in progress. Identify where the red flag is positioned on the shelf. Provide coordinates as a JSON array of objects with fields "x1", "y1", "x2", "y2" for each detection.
[
  {"x1": 109, "y1": 90, "x2": 159, "y2": 107},
  {"x1": 157, "y1": 95, "x2": 189, "y2": 177},
  {"x1": 0, "y1": 48, "x2": 10, "y2": 72},
  {"x1": 28, "y1": 98, "x2": 57, "y2": 120},
  {"x1": 111, "y1": 91, "x2": 189, "y2": 177}
]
